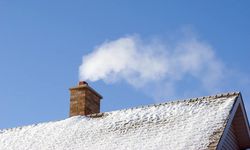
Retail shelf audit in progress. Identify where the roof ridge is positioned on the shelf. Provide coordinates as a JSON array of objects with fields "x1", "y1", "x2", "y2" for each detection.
[
  {"x1": 87, "y1": 91, "x2": 240, "y2": 117},
  {"x1": 0, "y1": 116, "x2": 89, "y2": 133}
]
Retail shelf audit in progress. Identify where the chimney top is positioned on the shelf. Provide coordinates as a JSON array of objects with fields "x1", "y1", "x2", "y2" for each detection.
[
  {"x1": 79, "y1": 81, "x2": 88, "y2": 86},
  {"x1": 69, "y1": 81, "x2": 102, "y2": 99}
]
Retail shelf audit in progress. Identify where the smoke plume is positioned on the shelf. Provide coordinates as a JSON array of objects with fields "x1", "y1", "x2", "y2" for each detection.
[{"x1": 79, "y1": 34, "x2": 224, "y2": 100}]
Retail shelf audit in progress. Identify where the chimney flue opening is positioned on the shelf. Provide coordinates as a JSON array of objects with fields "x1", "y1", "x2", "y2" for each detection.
[{"x1": 79, "y1": 81, "x2": 88, "y2": 86}]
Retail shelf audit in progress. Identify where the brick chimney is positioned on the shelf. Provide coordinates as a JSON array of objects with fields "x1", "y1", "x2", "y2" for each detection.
[{"x1": 69, "y1": 81, "x2": 102, "y2": 117}]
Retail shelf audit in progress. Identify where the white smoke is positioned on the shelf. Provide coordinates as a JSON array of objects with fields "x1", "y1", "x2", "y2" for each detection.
[{"x1": 79, "y1": 34, "x2": 224, "y2": 100}]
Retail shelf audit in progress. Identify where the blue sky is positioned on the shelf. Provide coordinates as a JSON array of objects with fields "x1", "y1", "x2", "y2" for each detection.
[{"x1": 0, "y1": 0, "x2": 250, "y2": 129}]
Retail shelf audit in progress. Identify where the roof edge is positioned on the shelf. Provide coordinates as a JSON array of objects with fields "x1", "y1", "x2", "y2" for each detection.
[{"x1": 216, "y1": 94, "x2": 250, "y2": 149}]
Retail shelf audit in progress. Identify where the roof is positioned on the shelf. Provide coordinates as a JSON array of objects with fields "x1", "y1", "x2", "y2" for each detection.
[{"x1": 0, "y1": 92, "x2": 248, "y2": 150}]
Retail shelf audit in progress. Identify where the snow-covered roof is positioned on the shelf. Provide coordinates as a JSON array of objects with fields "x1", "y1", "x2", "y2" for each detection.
[{"x1": 0, "y1": 92, "x2": 241, "y2": 150}]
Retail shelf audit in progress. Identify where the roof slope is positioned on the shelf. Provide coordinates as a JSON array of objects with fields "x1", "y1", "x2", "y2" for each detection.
[{"x1": 0, "y1": 93, "x2": 239, "y2": 150}]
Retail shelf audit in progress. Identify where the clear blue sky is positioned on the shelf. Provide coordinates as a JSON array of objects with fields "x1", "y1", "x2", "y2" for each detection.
[{"x1": 0, "y1": 0, "x2": 250, "y2": 129}]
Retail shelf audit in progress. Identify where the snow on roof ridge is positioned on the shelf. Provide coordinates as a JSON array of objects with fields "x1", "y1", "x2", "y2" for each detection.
[
  {"x1": 0, "y1": 120, "x2": 57, "y2": 133},
  {"x1": 0, "y1": 116, "x2": 88, "y2": 133},
  {"x1": 87, "y1": 91, "x2": 240, "y2": 118}
]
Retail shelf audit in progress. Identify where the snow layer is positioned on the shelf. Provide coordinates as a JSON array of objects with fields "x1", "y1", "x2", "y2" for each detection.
[{"x1": 0, "y1": 94, "x2": 238, "y2": 150}]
